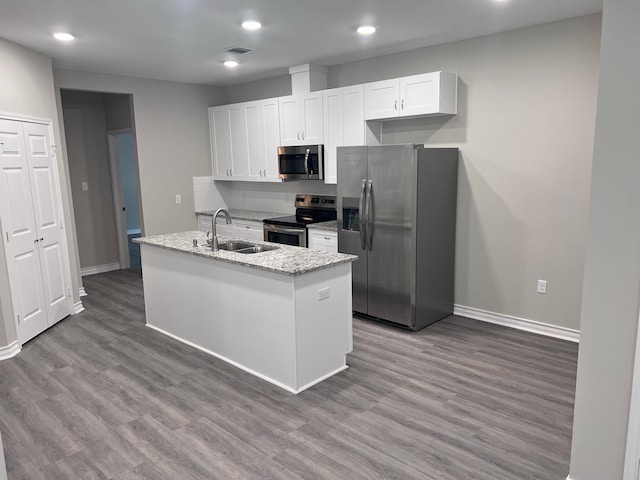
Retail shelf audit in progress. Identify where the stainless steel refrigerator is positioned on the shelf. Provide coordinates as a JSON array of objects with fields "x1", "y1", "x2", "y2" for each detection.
[{"x1": 337, "y1": 144, "x2": 459, "y2": 331}]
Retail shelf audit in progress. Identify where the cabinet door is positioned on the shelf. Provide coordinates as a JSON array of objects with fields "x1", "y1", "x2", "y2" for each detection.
[
  {"x1": 278, "y1": 96, "x2": 301, "y2": 146},
  {"x1": 399, "y1": 72, "x2": 440, "y2": 117},
  {"x1": 23, "y1": 122, "x2": 71, "y2": 326},
  {"x1": 245, "y1": 101, "x2": 264, "y2": 181},
  {"x1": 209, "y1": 107, "x2": 232, "y2": 179},
  {"x1": 343, "y1": 85, "x2": 365, "y2": 145},
  {"x1": 322, "y1": 88, "x2": 344, "y2": 185},
  {"x1": 262, "y1": 99, "x2": 281, "y2": 181},
  {"x1": 300, "y1": 92, "x2": 323, "y2": 144},
  {"x1": 364, "y1": 79, "x2": 399, "y2": 120},
  {"x1": 228, "y1": 104, "x2": 249, "y2": 179}
]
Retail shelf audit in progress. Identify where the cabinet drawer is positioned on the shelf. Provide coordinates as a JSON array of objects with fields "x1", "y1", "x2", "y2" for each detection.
[
  {"x1": 308, "y1": 230, "x2": 337, "y2": 252},
  {"x1": 233, "y1": 220, "x2": 264, "y2": 241}
]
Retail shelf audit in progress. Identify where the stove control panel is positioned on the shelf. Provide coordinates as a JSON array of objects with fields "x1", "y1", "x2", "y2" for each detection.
[{"x1": 295, "y1": 194, "x2": 337, "y2": 210}]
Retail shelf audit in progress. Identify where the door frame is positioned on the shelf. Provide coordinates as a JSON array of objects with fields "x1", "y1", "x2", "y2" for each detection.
[
  {"x1": 106, "y1": 128, "x2": 135, "y2": 269},
  {"x1": 0, "y1": 111, "x2": 75, "y2": 346},
  {"x1": 624, "y1": 305, "x2": 640, "y2": 479}
]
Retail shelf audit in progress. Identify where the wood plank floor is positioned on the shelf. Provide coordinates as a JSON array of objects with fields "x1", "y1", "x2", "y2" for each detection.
[{"x1": 0, "y1": 269, "x2": 578, "y2": 479}]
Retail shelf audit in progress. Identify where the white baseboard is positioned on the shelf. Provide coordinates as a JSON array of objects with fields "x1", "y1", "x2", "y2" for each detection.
[
  {"x1": 453, "y1": 304, "x2": 580, "y2": 343},
  {"x1": 146, "y1": 323, "x2": 347, "y2": 394},
  {"x1": 0, "y1": 341, "x2": 21, "y2": 361},
  {"x1": 81, "y1": 262, "x2": 120, "y2": 277},
  {"x1": 79, "y1": 286, "x2": 88, "y2": 297},
  {"x1": 73, "y1": 301, "x2": 85, "y2": 314}
]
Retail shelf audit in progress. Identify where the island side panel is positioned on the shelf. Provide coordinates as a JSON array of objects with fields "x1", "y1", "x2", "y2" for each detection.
[
  {"x1": 140, "y1": 245, "x2": 298, "y2": 390},
  {"x1": 293, "y1": 262, "x2": 353, "y2": 390}
]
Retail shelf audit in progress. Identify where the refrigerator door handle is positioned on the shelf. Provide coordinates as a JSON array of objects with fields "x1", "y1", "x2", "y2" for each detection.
[
  {"x1": 359, "y1": 179, "x2": 367, "y2": 249},
  {"x1": 366, "y1": 180, "x2": 373, "y2": 250}
]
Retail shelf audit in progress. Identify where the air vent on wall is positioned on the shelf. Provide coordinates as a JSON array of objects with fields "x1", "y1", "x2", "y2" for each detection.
[{"x1": 225, "y1": 46, "x2": 253, "y2": 55}]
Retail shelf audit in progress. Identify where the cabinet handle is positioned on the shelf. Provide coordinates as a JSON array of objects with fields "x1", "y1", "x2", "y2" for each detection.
[
  {"x1": 323, "y1": 236, "x2": 332, "y2": 240},
  {"x1": 297, "y1": 132, "x2": 300, "y2": 140},
  {"x1": 394, "y1": 100, "x2": 397, "y2": 111},
  {"x1": 401, "y1": 99, "x2": 404, "y2": 110},
  {"x1": 302, "y1": 131, "x2": 305, "y2": 140}
]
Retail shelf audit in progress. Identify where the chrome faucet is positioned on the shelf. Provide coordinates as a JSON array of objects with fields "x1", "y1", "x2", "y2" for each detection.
[{"x1": 211, "y1": 208, "x2": 232, "y2": 251}]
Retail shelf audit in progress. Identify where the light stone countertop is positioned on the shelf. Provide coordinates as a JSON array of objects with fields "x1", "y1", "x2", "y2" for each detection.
[
  {"x1": 195, "y1": 209, "x2": 285, "y2": 222},
  {"x1": 307, "y1": 220, "x2": 337, "y2": 232},
  {"x1": 134, "y1": 231, "x2": 356, "y2": 276}
]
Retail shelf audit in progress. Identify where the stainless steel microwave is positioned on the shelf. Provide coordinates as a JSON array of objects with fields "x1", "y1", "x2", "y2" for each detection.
[{"x1": 277, "y1": 145, "x2": 324, "y2": 180}]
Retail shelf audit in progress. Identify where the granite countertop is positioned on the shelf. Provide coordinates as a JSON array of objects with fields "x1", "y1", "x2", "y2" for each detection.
[
  {"x1": 196, "y1": 209, "x2": 285, "y2": 222},
  {"x1": 134, "y1": 231, "x2": 356, "y2": 276},
  {"x1": 307, "y1": 220, "x2": 337, "y2": 232}
]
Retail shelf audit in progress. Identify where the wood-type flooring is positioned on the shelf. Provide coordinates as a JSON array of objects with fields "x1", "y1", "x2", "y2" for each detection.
[{"x1": 0, "y1": 269, "x2": 578, "y2": 479}]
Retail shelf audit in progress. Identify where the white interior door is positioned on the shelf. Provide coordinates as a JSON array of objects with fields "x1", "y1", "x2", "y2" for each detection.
[
  {"x1": 23, "y1": 122, "x2": 71, "y2": 325},
  {"x1": 0, "y1": 119, "x2": 48, "y2": 343}
]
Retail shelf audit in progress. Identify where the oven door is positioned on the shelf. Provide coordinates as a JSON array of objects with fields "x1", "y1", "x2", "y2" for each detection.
[{"x1": 263, "y1": 223, "x2": 307, "y2": 247}]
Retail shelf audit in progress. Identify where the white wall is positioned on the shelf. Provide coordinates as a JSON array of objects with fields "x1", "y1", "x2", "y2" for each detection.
[
  {"x1": 568, "y1": 0, "x2": 640, "y2": 478},
  {"x1": 225, "y1": 15, "x2": 601, "y2": 332},
  {"x1": 54, "y1": 69, "x2": 225, "y2": 236},
  {"x1": 0, "y1": 38, "x2": 81, "y2": 348}
]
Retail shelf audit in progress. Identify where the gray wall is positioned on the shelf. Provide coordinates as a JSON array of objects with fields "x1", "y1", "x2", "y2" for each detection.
[
  {"x1": 104, "y1": 93, "x2": 133, "y2": 131},
  {"x1": 61, "y1": 90, "x2": 120, "y2": 270},
  {"x1": 0, "y1": 41, "x2": 224, "y2": 350},
  {"x1": 54, "y1": 70, "x2": 225, "y2": 236},
  {"x1": 0, "y1": 38, "x2": 81, "y2": 348},
  {"x1": 223, "y1": 15, "x2": 601, "y2": 331},
  {"x1": 569, "y1": 0, "x2": 640, "y2": 478}
]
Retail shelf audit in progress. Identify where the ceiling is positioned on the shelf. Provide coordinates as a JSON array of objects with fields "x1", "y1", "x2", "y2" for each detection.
[{"x1": 1, "y1": 0, "x2": 602, "y2": 87}]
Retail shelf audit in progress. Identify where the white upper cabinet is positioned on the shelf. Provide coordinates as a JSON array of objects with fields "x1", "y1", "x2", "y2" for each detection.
[
  {"x1": 209, "y1": 99, "x2": 281, "y2": 182},
  {"x1": 228, "y1": 104, "x2": 249, "y2": 179},
  {"x1": 209, "y1": 107, "x2": 232, "y2": 179},
  {"x1": 278, "y1": 92, "x2": 323, "y2": 146},
  {"x1": 323, "y1": 85, "x2": 365, "y2": 185},
  {"x1": 364, "y1": 71, "x2": 458, "y2": 120},
  {"x1": 246, "y1": 98, "x2": 281, "y2": 182}
]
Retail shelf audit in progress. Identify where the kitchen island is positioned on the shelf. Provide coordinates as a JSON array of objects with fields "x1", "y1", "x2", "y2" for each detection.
[{"x1": 135, "y1": 231, "x2": 356, "y2": 394}]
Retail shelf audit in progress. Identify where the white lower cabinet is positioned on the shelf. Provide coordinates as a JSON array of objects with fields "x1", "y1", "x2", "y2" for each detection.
[
  {"x1": 308, "y1": 228, "x2": 338, "y2": 253},
  {"x1": 0, "y1": 118, "x2": 73, "y2": 345},
  {"x1": 196, "y1": 215, "x2": 264, "y2": 241},
  {"x1": 231, "y1": 220, "x2": 264, "y2": 241}
]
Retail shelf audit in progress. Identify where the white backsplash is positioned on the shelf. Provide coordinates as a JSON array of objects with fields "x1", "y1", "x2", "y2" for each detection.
[
  {"x1": 193, "y1": 176, "x2": 227, "y2": 211},
  {"x1": 194, "y1": 177, "x2": 337, "y2": 214}
]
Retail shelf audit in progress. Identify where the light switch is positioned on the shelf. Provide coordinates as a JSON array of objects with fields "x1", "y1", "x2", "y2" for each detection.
[
  {"x1": 81, "y1": 181, "x2": 88, "y2": 191},
  {"x1": 176, "y1": 194, "x2": 182, "y2": 204}
]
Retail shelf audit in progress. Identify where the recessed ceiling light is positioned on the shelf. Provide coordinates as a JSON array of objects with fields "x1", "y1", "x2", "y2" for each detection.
[
  {"x1": 224, "y1": 60, "x2": 239, "y2": 68},
  {"x1": 357, "y1": 25, "x2": 377, "y2": 36},
  {"x1": 53, "y1": 32, "x2": 75, "y2": 42},
  {"x1": 242, "y1": 20, "x2": 262, "y2": 31}
]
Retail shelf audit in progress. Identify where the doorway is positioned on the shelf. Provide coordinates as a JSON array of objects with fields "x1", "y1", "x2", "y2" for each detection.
[
  {"x1": 60, "y1": 90, "x2": 142, "y2": 276},
  {"x1": 107, "y1": 130, "x2": 142, "y2": 269}
]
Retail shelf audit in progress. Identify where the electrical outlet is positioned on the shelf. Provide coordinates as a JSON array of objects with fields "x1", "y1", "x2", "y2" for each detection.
[
  {"x1": 537, "y1": 279, "x2": 547, "y2": 294},
  {"x1": 81, "y1": 181, "x2": 88, "y2": 191},
  {"x1": 175, "y1": 194, "x2": 182, "y2": 204},
  {"x1": 318, "y1": 287, "x2": 330, "y2": 300}
]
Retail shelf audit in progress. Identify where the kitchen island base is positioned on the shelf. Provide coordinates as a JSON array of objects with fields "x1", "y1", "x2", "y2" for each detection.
[{"x1": 140, "y1": 244, "x2": 353, "y2": 394}]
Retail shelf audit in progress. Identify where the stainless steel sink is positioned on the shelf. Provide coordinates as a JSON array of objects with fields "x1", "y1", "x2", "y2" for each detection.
[{"x1": 217, "y1": 241, "x2": 279, "y2": 254}]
